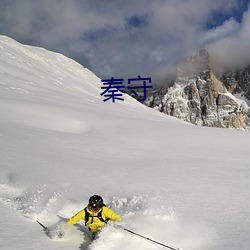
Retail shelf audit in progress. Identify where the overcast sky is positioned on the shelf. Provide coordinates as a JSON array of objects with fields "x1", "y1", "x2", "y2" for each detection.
[{"x1": 0, "y1": 0, "x2": 249, "y2": 82}]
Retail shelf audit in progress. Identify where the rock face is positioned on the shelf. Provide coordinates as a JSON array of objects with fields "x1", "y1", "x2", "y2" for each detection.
[
  {"x1": 143, "y1": 49, "x2": 250, "y2": 130},
  {"x1": 218, "y1": 66, "x2": 250, "y2": 100}
]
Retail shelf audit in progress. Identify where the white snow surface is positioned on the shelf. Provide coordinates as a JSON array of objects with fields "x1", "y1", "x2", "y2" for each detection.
[{"x1": 0, "y1": 36, "x2": 250, "y2": 250}]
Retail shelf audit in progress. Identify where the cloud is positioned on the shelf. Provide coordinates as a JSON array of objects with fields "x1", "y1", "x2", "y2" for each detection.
[
  {"x1": 0, "y1": 0, "x2": 249, "y2": 82},
  {"x1": 200, "y1": 18, "x2": 240, "y2": 45},
  {"x1": 209, "y1": 3, "x2": 250, "y2": 69}
]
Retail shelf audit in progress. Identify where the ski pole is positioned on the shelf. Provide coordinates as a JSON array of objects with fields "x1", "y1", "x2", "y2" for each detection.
[
  {"x1": 37, "y1": 220, "x2": 48, "y2": 231},
  {"x1": 122, "y1": 227, "x2": 180, "y2": 250}
]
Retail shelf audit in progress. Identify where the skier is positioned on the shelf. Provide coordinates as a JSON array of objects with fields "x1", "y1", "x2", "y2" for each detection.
[{"x1": 66, "y1": 194, "x2": 121, "y2": 239}]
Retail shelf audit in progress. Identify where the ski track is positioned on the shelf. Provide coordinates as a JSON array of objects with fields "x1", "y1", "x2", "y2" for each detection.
[{"x1": 0, "y1": 181, "x2": 211, "y2": 250}]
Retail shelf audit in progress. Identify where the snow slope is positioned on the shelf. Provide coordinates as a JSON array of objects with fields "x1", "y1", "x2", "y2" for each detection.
[{"x1": 0, "y1": 36, "x2": 250, "y2": 250}]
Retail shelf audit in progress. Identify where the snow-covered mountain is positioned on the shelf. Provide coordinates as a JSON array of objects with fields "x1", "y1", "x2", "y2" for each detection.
[
  {"x1": 142, "y1": 49, "x2": 250, "y2": 130},
  {"x1": 0, "y1": 36, "x2": 250, "y2": 250}
]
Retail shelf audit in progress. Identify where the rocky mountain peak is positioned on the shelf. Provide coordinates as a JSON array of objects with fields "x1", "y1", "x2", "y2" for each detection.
[
  {"x1": 141, "y1": 49, "x2": 250, "y2": 130},
  {"x1": 177, "y1": 48, "x2": 210, "y2": 78}
]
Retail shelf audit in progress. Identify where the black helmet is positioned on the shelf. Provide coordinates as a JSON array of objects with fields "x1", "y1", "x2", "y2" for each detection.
[{"x1": 89, "y1": 195, "x2": 104, "y2": 210}]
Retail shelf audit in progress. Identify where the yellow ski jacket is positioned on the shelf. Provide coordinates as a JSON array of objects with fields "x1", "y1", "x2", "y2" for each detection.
[{"x1": 67, "y1": 206, "x2": 121, "y2": 233}]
